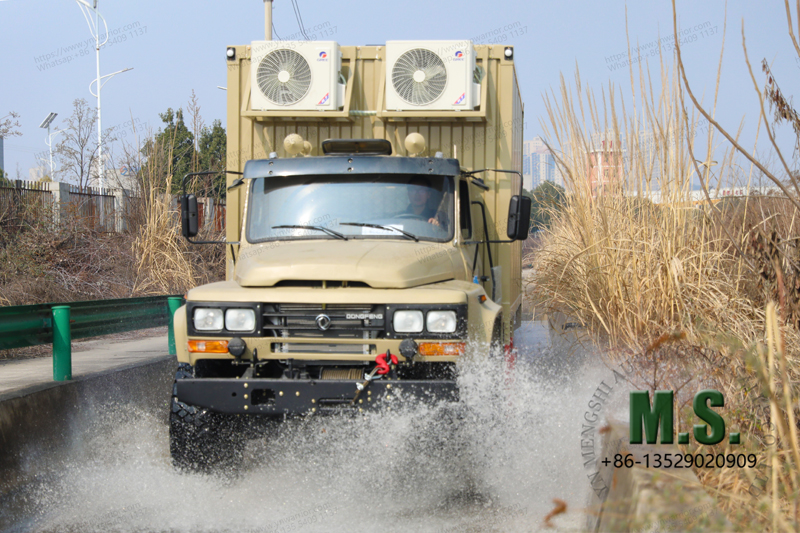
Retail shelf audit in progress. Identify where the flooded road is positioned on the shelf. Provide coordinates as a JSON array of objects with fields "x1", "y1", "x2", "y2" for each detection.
[{"x1": 1, "y1": 321, "x2": 608, "y2": 532}]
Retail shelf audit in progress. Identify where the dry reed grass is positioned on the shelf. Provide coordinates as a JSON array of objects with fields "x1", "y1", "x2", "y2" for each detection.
[
  {"x1": 525, "y1": 24, "x2": 800, "y2": 529},
  {"x1": 126, "y1": 127, "x2": 225, "y2": 295}
]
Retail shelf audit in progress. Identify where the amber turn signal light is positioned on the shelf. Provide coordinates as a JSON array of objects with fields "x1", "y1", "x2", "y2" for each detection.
[
  {"x1": 418, "y1": 342, "x2": 465, "y2": 356},
  {"x1": 188, "y1": 340, "x2": 229, "y2": 353}
]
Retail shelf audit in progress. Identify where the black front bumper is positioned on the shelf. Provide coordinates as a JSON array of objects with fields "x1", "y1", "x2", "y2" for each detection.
[{"x1": 175, "y1": 378, "x2": 459, "y2": 415}]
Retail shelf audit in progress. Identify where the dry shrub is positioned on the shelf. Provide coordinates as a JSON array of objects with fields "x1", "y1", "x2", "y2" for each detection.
[
  {"x1": 130, "y1": 176, "x2": 195, "y2": 295},
  {"x1": 129, "y1": 176, "x2": 224, "y2": 295},
  {"x1": 0, "y1": 130, "x2": 225, "y2": 305}
]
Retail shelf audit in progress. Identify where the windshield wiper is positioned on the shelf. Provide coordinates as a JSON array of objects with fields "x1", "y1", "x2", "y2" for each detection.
[
  {"x1": 340, "y1": 222, "x2": 419, "y2": 242},
  {"x1": 271, "y1": 225, "x2": 349, "y2": 240}
]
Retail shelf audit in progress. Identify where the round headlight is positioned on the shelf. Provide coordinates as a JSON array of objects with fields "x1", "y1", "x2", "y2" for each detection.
[
  {"x1": 393, "y1": 310, "x2": 424, "y2": 333},
  {"x1": 426, "y1": 310, "x2": 457, "y2": 333},
  {"x1": 193, "y1": 308, "x2": 223, "y2": 331},
  {"x1": 225, "y1": 308, "x2": 256, "y2": 332}
]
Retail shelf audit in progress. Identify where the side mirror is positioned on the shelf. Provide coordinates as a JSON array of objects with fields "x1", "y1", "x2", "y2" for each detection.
[
  {"x1": 506, "y1": 195, "x2": 531, "y2": 241},
  {"x1": 180, "y1": 194, "x2": 199, "y2": 238}
]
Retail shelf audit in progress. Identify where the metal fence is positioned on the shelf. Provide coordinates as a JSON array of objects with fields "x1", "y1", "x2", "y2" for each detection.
[
  {"x1": 0, "y1": 179, "x2": 225, "y2": 233},
  {"x1": 197, "y1": 198, "x2": 226, "y2": 232},
  {"x1": 67, "y1": 184, "x2": 116, "y2": 232},
  {"x1": 0, "y1": 295, "x2": 184, "y2": 350},
  {"x1": 0, "y1": 180, "x2": 55, "y2": 231}
]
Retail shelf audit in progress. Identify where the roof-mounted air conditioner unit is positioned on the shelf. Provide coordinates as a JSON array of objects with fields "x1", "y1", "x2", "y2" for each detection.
[
  {"x1": 385, "y1": 40, "x2": 480, "y2": 111},
  {"x1": 250, "y1": 40, "x2": 345, "y2": 111}
]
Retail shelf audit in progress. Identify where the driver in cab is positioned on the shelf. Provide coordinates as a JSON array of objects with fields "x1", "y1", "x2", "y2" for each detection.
[{"x1": 404, "y1": 177, "x2": 446, "y2": 227}]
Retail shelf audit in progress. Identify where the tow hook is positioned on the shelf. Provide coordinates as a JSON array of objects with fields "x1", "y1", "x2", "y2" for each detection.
[{"x1": 352, "y1": 351, "x2": 397, "y2": 404}]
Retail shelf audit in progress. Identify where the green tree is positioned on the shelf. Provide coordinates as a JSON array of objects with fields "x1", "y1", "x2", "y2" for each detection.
[
  {"x1": 529, "y1": 181, "x2": 566, "y2": 230},
  {"x1": 198, "y1": 119, "x2": 227, "y2": 195},
  {"x1": 146, "y1": 108, "x2": 195, "y2": 193}
]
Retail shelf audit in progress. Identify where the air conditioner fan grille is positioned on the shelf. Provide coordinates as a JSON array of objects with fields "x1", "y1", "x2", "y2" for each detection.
[
  {"x1": 391, "y1": 48, "x2": 447, "y2": 105},
  {"x1": 256, "y1": 49, "x2": 312, "y2": 106}
]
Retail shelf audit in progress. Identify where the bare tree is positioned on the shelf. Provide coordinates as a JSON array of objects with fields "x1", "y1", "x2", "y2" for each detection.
[
  {"x1": 0, "y1": 112, "x2": 21, "y2": 138},
  {"x1": 54, "y1": 99, "x2": 117, "y2": 189},
  {"x1": 54, "y1": 99, "x2": 98, "y2": 188}
]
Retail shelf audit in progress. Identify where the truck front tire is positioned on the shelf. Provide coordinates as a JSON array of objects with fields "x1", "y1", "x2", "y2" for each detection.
[{"x1": 170, "y1": 369, "x2": 244, "y2": 472}]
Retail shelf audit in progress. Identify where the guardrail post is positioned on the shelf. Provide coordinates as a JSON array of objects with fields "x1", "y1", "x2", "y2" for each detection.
[
  {"x1": 52, "y1": 305, "x2": 72, "y2": 381},
  {"x1": 167, "y1": 297, "x2": 183, "y2": 356}
]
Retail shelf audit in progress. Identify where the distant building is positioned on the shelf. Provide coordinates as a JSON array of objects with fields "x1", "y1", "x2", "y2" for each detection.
[
  {"x1": 523, "y1": 137, "x2": 561, "y2": 191},
  {"x1": 585, "y1": 129, "x2": 672, "y2": 194},
  {"x1": 587, "y1": 131, "x2": 625, "y2": 193},
  {"x1": 29, "y1": 166, "x2": 45, "y2": 181},
  {"x1": 87, "y1": 153, "x2": 137, "y2": 190}
]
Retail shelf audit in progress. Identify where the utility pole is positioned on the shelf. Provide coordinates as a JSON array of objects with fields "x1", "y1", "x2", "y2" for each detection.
[{"x1": 264, "y1": 0, "x2": 273, "y2": 40}]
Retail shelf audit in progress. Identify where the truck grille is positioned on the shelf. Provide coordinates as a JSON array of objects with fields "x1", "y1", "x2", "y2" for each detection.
[
  {"x1": 272, "y1": 343, "x2": 374, "y2": 355},
  {"x1": 262, "y1": 303, "x2": 386, "y2": 340}
]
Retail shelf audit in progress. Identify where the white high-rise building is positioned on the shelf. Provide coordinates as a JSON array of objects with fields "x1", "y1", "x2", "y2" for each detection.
[{"x1": 523, "y1": 137, "x2": 561, "y2": 191}]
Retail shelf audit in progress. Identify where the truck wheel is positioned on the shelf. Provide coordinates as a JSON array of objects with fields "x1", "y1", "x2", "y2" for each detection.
[
  {"x1": 169, "y1": 396, "x2": 244, "y2": 471},
  {"x1": 170, "y1": 369, "x2": 244, "y2": 472}
]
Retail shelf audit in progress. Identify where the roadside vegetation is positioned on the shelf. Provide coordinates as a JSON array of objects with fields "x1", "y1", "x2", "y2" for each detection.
[
  {"x1": 0, "y1": 94, "x2": 225, "y2": 306},
  {"x1": 526, "y1": 4, "x2": 800, "y2": 529}
]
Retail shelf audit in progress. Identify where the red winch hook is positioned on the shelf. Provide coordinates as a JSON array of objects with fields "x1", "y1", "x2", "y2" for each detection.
[{"x1": 375, "y1": 351, "x2": 399, "y2": 375}]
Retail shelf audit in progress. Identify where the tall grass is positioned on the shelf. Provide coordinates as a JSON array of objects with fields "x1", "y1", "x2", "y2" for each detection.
[
  {"x1": 126, "y1": 127, "x2": 226, "y2": 296},
  {"x1": 527, "y1": 58, "x2": 800, "y2": 528},
  {"x1": 530, "y1": 64, "x2": 762, "y2": 352}
]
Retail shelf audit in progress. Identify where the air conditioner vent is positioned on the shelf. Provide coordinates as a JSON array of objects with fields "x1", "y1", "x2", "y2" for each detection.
[
  {"x1": 255, "y1": 49, "x2": 312, "y2": 106},
  {"x1": 391, "y1": 48, "x2": 447, "y2": 105}
]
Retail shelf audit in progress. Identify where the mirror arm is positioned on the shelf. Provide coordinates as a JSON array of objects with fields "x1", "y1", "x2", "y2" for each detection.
[
  {"x1": 180, "y1": 170, "x2": 245, "y2": 245},
  {"x1": 463, "y1": 168, "x2": 524, "y2": 196},
  {"x1": 471, "y1": 201, "x2": 497, "y2": 301},
  {"x1": 181, "y1": 170, "x2": 243, "y2": 196}
]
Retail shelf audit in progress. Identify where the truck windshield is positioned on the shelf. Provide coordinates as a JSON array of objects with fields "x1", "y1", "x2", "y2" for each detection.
[{"x1": 246, "y1": 174, "x2": 455, "y2": 243}]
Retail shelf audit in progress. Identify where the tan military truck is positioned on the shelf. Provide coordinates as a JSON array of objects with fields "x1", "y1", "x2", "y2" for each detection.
[{"x1": 170, "y1": 36, "x2": 527, "y2": 468}]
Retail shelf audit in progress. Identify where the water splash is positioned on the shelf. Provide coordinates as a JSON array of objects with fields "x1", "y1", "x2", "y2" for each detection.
[{"x1": 3, "y1": 322, "x2": 607, "y2": 532}]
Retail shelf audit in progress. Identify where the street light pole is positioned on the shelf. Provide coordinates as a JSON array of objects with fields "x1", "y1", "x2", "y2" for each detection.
[
  {"x1": 39, "y1": 112, "x2": 62, "y2": 179},
  {"x1": 87, "y1": 67, "x2": 132, "y2": 186},
  {"x1": 95, "y1": 4, "x2": 102, "y2": 189},
  {"x1": 45, "y1": 127, "x2": 64, "y2": 178},
  {"x1": 74, "y1": 0, "x2": 113, "y2": 189}
]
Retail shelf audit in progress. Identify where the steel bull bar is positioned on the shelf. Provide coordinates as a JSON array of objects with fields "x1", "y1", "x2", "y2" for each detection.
[{"x1": 176, "y1": 378, "x2": 459, "y2": 415}]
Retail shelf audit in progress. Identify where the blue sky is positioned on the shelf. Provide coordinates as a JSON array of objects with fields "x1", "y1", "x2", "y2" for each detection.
[{"x1": 1, "y1": 0, "x2": 796, "y2": 180}]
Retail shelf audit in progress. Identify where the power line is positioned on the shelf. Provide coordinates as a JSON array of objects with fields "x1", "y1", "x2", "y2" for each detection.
[
  {"x1": 290, "y1": 0, "x2": 310, "y2": 40},
  {"x1": 272, "y1": 22, "x2": 282, "y2": 41},
  {"x1": 293, "y1": 0, "x2": 309, "y2": 38}
]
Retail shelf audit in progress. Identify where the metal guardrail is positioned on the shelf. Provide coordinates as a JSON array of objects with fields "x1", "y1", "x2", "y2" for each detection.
[{"x1": 0, "y1": 295, "x2": 184, "y2": 351}]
